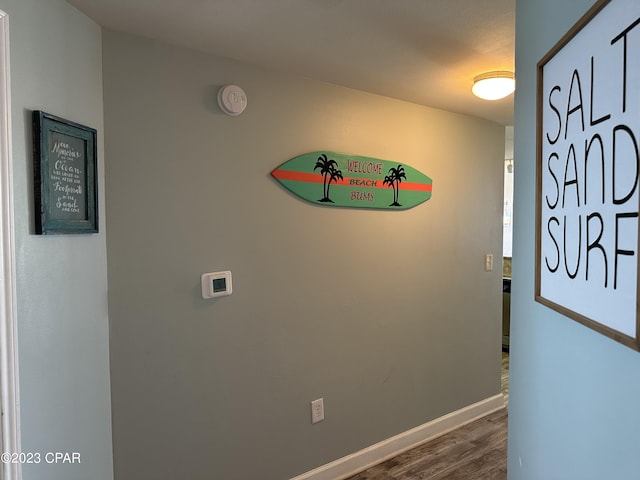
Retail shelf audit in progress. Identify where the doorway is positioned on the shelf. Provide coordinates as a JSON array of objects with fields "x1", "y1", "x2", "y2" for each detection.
[{"x1": 502, "y1": 125, "x2": 514, "y2": 405}]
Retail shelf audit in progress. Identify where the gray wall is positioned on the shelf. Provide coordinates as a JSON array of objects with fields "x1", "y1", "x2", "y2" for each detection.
[
  {"x1": 509, "y1": 1, "x2": 640, "y2": 479},
  {"x1": 1, "y1": 0, "x2": 113, "y2": 479},
  {"x1": 103, "y1": 31, "x2": 505, "y2": 480}
]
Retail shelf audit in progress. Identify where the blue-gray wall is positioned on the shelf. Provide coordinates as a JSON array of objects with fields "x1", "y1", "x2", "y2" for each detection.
[
  {"x1": 509, "y1": 1, "x2": 640, "y2": 479},
  {"x1": 102, "y1": 30, "x2": 505, "y2": 480},
  {"x1": 1, "y1": 1, "x2": 113, "y2": 479}
]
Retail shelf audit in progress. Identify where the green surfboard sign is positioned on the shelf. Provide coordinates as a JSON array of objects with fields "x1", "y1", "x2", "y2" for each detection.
[{"x1": 271, "y1": 151, "x2": 433, "y2": 210}]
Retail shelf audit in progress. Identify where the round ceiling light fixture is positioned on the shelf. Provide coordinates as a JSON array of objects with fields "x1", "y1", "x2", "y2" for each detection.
[{"x1": 472, "y1": 71, "x2": 515, "y2": 101}]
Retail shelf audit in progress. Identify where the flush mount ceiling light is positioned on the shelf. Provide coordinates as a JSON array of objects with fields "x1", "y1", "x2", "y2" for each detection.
[{"x1": 472, "y1": 71, "x2": 515, "y2": 101}]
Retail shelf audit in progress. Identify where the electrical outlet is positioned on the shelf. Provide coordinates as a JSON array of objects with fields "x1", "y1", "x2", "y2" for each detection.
[
  {"x1": 484, "y1": 254, "x2": 493, "y2": 272},
  {"x1": 311, "y1": 398, "x2": 324, "y2": 424}
]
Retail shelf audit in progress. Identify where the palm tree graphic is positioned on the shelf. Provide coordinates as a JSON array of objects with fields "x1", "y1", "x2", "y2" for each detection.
[
  {"x1": 314, "y1": 153, "x2": 343, "y2": 203},
  {"x1": 383, "y1": 164, "x2": 406, "y2": 206}
]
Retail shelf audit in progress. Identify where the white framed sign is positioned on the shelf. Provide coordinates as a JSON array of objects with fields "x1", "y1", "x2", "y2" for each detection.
[{"x1": 536, "y1": 0, "x2": 640, "y2": 350}]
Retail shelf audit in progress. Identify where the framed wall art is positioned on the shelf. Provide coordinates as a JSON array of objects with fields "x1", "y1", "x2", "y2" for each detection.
[
  {"x1": 535, "y1": 0, "x2": 640, "y2": 350},
  {"x1": 32, "y1": 111, "x2": 98, "y2": 234}
]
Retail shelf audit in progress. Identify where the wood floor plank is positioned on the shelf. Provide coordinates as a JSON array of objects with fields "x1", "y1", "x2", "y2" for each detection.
[
  {"x1": 347, "y1": 409, "x2": 507, "y2": 480},
  {"x1": 347, "y1": 354, "x2": 509, "y2": 480}
]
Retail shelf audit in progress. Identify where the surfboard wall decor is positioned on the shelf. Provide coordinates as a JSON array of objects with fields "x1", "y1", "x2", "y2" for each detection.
[{"x1": 271, "y1": 151, "x2": 433, "y2": 210}]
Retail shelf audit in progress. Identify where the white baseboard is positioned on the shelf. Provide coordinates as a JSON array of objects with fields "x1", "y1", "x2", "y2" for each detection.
[{"x1": 290, "y1": 394, "x2": 505, "y2": 480}]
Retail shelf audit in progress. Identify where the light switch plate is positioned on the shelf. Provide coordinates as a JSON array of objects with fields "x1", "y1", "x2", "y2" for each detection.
[{"x1": 484, "y1": 254, "x2": 493, "y2": 272}]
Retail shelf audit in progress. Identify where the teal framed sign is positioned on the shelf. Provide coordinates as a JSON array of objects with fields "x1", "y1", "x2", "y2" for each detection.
[
  {"x1": 33, "y1": 111, "x2": 98, "y2": 234},
  {"x1": 272, "y1": 151, "x2": 433, "y2": 210}
]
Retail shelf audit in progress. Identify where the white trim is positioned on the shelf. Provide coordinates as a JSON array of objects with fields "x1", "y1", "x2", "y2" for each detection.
[
  {"x1": 290, "y1": 394, "x2": 505, "y2": 480},
  {"x1": 0, "y1": 10, "x2": 21, "y2": 480}
]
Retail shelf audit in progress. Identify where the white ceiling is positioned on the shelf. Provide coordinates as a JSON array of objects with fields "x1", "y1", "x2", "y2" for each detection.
[{"x1": 67, "y1": 0, "x2": 515, "y2": 125}]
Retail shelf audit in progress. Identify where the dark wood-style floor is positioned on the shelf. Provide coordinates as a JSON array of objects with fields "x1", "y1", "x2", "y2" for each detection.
[{"x1": 346, "y1": 352, "x2": 509, "y2": 480}]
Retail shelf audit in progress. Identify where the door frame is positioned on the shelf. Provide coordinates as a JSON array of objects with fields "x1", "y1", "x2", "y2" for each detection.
[{"x1": 0, "y1": 10, "x2": 22, "y2": 480}]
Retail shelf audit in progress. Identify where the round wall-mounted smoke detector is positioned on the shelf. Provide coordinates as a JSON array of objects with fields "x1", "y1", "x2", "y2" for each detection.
[{"x1": 217, "y1": 85, "x2": 247, "y2": 116}]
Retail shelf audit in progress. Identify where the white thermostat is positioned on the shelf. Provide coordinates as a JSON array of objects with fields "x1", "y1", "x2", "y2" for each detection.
[{"x1": 201, "y1": 271, "x2": 232, "y2": 299}]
